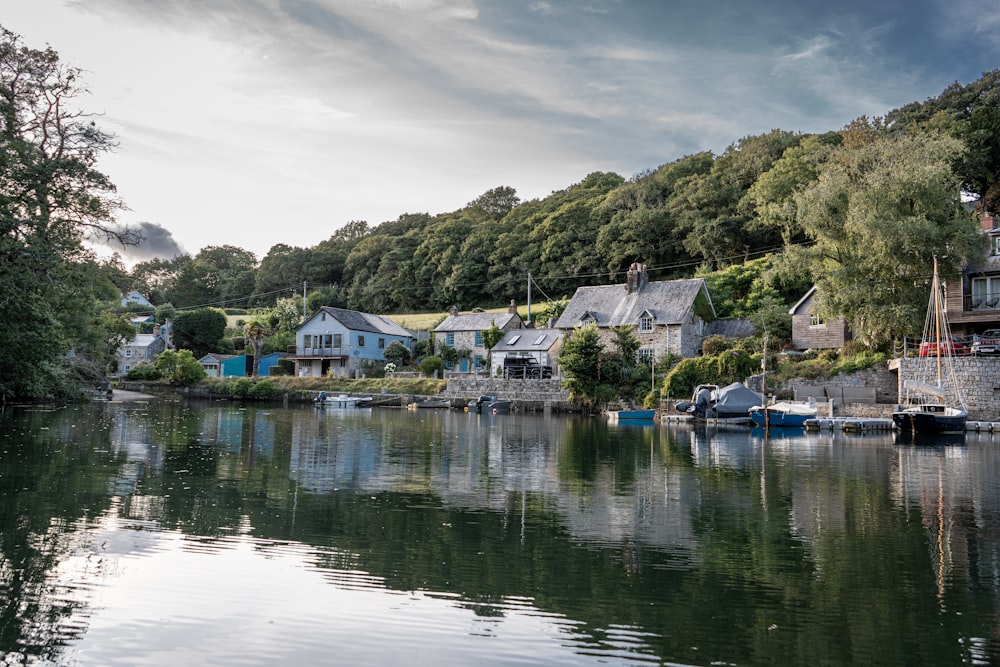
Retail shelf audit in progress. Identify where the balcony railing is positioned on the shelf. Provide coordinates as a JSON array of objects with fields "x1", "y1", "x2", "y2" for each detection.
[
  {"x1": 296, "y1": 346, "x2": 347, "y2": 357},
  {"x1": 964, "y1": 295, "x2": 1000, "y2": 311}
]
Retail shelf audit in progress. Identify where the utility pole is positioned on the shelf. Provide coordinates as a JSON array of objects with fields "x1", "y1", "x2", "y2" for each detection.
[{"x1": 526, "y1": 271, "x2": 532, "y2": 326}]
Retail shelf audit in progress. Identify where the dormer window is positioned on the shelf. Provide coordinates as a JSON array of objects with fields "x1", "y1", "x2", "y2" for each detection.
[
  {"x1": 993, "y1": 235, "x2": 1000, "y2": 256},
  {"x1": 639, "y1": 314, "x2": 653, "y2": 333}
]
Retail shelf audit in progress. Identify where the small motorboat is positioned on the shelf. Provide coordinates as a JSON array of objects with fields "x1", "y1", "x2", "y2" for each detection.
[
  {"x1": 474, "y1": 394, "x2": 511, "y2": 414},
  {"x1": 608, "y1": 409, "x2": 656, "y2": 421},
  {"x1": 314, "y1": 392, "x2": 372, "y2": 408},
  {"x1": 407, "y1": 399, "x2": 452, "y2": 410},
  {"x1": 749, "y1": 401, "x2": 817, "y2": 427}
]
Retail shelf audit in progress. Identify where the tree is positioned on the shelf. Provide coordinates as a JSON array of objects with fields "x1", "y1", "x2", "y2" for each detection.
[
  {"x1": 244, "y1": 314, "x2": 274, "y2": 377},
  {"x1": 155, "y1": 349, "x2": 207, "y2": 386},
  {"x1": 383, "y1": 341, "x2": 411, "y2": 367},
  {"x1": 557, "y1": 324, "x2": 607, "y2": 407},
  {"x1": 0, "y1": 26, "x2": 138, "y2": 400},
  {"x1": 794, "y1": 129, "x2": 984, "y2": 346},
  {"x1": 480, "y1": 320, "x2": 505, "y2": 375},
  {"x1": 466, "y1": 186, "x2": 520, "y2": 221},
  {"x1": 172, "y1": 308, "x2": 228, "y2": 358},
  {"x1": 171, "y1": 245, "x2": 258, "y2": 308}
]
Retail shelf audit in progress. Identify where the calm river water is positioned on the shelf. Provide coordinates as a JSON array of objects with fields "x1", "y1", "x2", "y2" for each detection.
[{"x1": 0, "y1": 396, "x2": 998, "y2": 666}]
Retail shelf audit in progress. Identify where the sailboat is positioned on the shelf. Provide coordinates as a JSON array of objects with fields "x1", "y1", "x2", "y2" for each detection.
[{"x1": 892, "y1": 257, "x2": 968, "y2": 434}]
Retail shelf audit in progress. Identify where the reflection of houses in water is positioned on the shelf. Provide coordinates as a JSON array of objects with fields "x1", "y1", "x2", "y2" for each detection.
[
  {"x1": 108, "y1": 404, "x2": 165, "y2": 496},
  {"x1": 198, "y1": 408, "x2": 278, "y2": 481},
  {"x1": 286, "y1": 410, "x2": 702, "y2": 554}
]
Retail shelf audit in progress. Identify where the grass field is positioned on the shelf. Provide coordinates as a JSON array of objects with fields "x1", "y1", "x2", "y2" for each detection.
[
  {"x1": 226, "y1": 306, "x2": 534, "y2": 332},
  {"x1": 384, "y1": 306, "x2": 533, "y2": 331}
]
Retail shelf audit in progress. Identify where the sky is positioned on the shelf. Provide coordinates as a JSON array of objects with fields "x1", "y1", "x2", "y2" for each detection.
[{"x1": 5, "y1": 0, "x2": 1000, "y2": 263}]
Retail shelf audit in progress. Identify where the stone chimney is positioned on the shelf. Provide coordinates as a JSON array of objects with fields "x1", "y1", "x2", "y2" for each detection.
[
  {"x1": 981, "y1": 212, "x2": 998, "y2": 231},
  {"x1": 449, "y1": 305, "x2": 459, "y2": 316},
  {"x1": 624, "y1": 262, "x2": 648, "y2": 294},
  {"x1": 508, "y1": 299, "x2": 517, "y2": 314},
  {"x1": 153, "y1": 323, "x2": 161, "y2": 336}
]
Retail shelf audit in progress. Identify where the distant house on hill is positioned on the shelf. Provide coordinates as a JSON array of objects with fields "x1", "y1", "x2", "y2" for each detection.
[
  {"x1": 115, "y1": 321, "x2": 172, "y2": 377},
  {"x1": 121, "y1": 290, "x2": 153, "y2": 308},
  {"x1": 553, "y1": 263, "x2": 715, "y2": 361},
  {"x1": 789, "y1": 286, "x2": 850, "y2": 350}
]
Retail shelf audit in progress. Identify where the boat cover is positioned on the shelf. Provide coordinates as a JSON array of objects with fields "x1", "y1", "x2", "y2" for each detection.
[{"x1": 713, "y1": 382, "x2": 763, "y2": 418}]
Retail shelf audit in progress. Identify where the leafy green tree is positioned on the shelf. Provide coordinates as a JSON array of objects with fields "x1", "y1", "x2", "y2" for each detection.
[
  {"x1": 383, "y1": 341, "x2": 411, "y2": 367},
  {"x1": 793, "y1": 129, "x2": 984, "y2": 345},
  {"x1": 172, "y1": 246, "x2": 258, "y2": 308},
  {"x1": 0, "y1": 26, "x2": 139, "y2": 400},
  {"x1": 480, "y1": 320, "x2": 505, "y2": 375},
  {"x1": 743, "y1": 135, "x2": 833, "y2": 247},
  {"x1": 155, "y1": 349, "x2": 207, "y2": 386},
  {"x1": 558, "y1": 324, "x2": 607, "y2": 407},
  {"x1": 130, "y1": 255, "x2": 189, "y2": 305},
  {"x1": 244, "y1": 313, "x2": 276, "y2": 377},
  {"x1": 466, "y1": 186, "x2": 520, "y2": 221},
  {"x1": 172, "y1": 308, "x2": 228, "y2": 358},
  {"x1": 253, "y1": 244, "x2": 313, "y2": 306}
]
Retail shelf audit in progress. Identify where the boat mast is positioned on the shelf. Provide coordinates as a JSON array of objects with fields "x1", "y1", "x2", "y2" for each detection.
[{"x1": 933, "y1": 255, "x2": 943, "y2": 388}]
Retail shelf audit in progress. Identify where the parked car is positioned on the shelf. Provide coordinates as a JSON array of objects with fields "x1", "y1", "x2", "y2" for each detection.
[
  {"x1": 918, "y1": 335, "x2": 971, "y2": 357},
  {"x1": 972, "y1": 329, "x2": 1000, "y2": 356},
  {"x1": 502, "y1": 356, "x2": 553, "y2": 379}
]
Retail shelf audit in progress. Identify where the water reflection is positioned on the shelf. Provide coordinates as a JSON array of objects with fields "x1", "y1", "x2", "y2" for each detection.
[{"x1": 1, "y1": 400, "x2": 999, "y2": 665}]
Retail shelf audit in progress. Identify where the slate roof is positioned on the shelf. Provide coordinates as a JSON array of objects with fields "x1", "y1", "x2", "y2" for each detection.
[
  {"x1": 313, "y1": 307, "x2": 414, "y2": 338},
  {"x1": 704, "y1": 319, "x2": 755, "y2": 339},
  {"x1": 129, "y1": 333, "x2": 164, "y2": 349},
  {"x1": 554, "y1": 278, "x2": 713, "y2": 328},
  {"x1": 434, "y1": 311, "x2": 520, "y2": 332},
  {"x1": 496, "y1": 328, "x2": 561, "y2": 352}
]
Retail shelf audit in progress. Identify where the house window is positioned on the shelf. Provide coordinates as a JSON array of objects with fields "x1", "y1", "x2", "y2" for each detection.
[
  {"x1": 474, "y1": 355, "x2": 484, "y2": 369},
  {"x1": 993, "y1": 236, "x2": 1000, "y2": 256},
  {"x1": 971, "y1": 277, "x2": 1000, "y2": 309},
  {"x1": 533, "y1": 334, "x2": 547, "y2": 345},
  {"x1": 333, "y1": 334, "x2": 342, "y2": 348},
  {"x1": 507, "y1": 334, "x2": 520, "y2": 345},
  {"x1": 639, "y1": 315, "x2": 653, "y2": 332},
  {"x1": 378, "y1": 338, "x2": 385, "y2": 349},
  {"x1": 637, "y1": 349, "x2": 654, "y2": 364},
  {"x1": 446, "y1": 332, "x2": 455, "y2": 346},
  {"x1": 475, "y1": 331, "x2": 483, "y2": 346},
  {"x1": 124, "y1": 348, "x2": 133, "y2": 358},
  {"x1": 358, "y1": 335, "x2": 366, "y2": 347},
  {"x1": 303, "y1": 334, "x2": 312, "y2": 349},
  {"x1": 123, "y1": 364, "x2": 131, "y2": 374},
  {"x1": 810, "y1": 314, "x2": 825, "y2": 326}
]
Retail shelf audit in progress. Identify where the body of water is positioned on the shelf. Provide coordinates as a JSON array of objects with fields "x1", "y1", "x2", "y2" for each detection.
[{"x1": 0, "y1": 397, "x2": 998, "y2": 666}]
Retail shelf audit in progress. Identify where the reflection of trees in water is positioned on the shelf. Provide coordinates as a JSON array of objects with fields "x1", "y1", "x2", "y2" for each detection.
[{"x1": 4, "y1": 402, "x2": 1000, "y2": 665}]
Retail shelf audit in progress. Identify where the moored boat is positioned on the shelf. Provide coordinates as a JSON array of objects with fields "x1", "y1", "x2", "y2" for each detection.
[
  {"x1": 892, "y1": 256, "x2": 968, "y2": 435},
  {"x1": 749, "y1": 401, "x2": 817, "y2": 427},
  {"x1": 474, "y1": 395, "x2": 511, "y2": 414},
  {"x1": 608, "y1": 409, "x2": 656, "y2": 421},
  {"x1": 314, "y1": 392, "x2": 372, "y2": 408}
]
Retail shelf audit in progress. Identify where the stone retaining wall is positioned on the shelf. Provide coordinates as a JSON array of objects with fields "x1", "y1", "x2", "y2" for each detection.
[
  {"x1": 443, "y1": 377, "x2": 576, "y2": 412},
  {"x1": 893, "y1": 357, "x2": 1000, "y2": 421}
]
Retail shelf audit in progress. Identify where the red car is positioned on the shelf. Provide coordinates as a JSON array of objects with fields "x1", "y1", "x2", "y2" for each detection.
[{"x1": 918, "y1": 336, "x2": 970, "y2": 357}]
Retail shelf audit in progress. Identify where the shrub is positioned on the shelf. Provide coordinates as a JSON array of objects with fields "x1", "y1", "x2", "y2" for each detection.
[
  {"x1": 228, "y1": 377, "x2": 254, "y2": 398},
  {"x1": 419, "y1": 356, "x2": 445, "y2": 377},
  {"x1": 124, "y1": 361, "x2": 162, "y2": 381},
  {"x1": 700, "y1": 335, "x2": 732, "y2": 356},
  {"x1": 247, "y1": 379, "x2": 278, "y2": 400}
]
